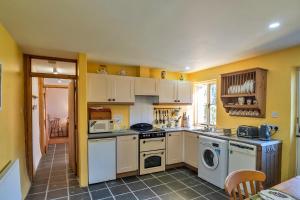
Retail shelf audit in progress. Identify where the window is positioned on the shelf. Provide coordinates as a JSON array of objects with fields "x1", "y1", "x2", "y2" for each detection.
[{"x1": 194, "y1": 81, "x2": 217, "y2": 126}]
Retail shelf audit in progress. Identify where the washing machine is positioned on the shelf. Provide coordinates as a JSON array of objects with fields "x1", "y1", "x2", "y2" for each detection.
[{"x1": 198, "y1": 135, "x2": 228, "y2": 189}]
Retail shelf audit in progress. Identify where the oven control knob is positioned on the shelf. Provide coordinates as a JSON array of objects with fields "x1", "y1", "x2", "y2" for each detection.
[
  {"x1": 161, "y1": 152, "x2": 164, "y2": 155},
  {"x1": 143, "y1": 154, "x2": 146, "y2": 157},
  {"x1": 143, "y1": 141, "x2": 146, "y2": 144}
]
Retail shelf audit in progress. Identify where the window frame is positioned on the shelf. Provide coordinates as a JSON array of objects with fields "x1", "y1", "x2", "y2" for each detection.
[{"x1": 193, "y1": 80, "x2": 217, "y2": 126}]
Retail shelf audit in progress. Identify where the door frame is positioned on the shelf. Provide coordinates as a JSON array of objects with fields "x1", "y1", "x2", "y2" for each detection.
[{"x1": 24, "y1": 54, "x2": 78, "y2": 181}]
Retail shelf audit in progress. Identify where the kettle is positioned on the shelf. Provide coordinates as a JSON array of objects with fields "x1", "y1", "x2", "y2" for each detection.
[{"x1": 259, "y1": 124, "x2": 271, "y2": 140}]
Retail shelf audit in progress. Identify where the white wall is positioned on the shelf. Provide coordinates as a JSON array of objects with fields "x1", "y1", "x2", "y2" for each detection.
[
  {"x1": 32, "y1": 77, "x2": 41, "y2": 174},
  {"x1": 46, "y1": 88, "x2": 68, "y2": 119}
]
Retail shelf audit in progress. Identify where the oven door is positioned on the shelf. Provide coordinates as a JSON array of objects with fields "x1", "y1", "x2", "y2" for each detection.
[
  {"x1": 140, "y1": 137, "x2": 165, "y2": 152},
  {"x1": 140, "y1": 150, "x2": 165, "y2": 175}
]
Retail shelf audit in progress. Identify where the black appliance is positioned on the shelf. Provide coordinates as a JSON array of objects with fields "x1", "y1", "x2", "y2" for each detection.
[
  {"x1": 237, "y1": 125, "x2": 259, "y2": 138},
  {"x1": 259, "y1": 124, "x2": 272, "y2": 141},
  {"x1": 130, "y1": 123, "x2": 166, "y2": 139}
]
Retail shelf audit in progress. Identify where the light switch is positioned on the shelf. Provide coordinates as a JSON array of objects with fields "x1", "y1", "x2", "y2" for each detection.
[{"x1": 271, "y1": 112, "x2": 279, "y2": 118}]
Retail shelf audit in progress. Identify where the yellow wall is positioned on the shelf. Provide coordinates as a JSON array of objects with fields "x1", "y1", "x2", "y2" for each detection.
[
  {"x1": 188, "y1": 45, "x2": 300, "y2": 181},
  {"x1": 0, "y1": 24, "x2": 30, "y2": 198},
  {"x1": 87, "y1": 62, "x2": 139, "y2": 76},
  {"x1": 78, "y1": 53, "x2": 88, "y2": 186}
]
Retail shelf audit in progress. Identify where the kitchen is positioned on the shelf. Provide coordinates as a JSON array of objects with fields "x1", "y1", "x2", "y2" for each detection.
[
  {"x1": 86, "y1": 66, "x2": 282, "y2": 199},
  {"x1": 1, "y1": 1, "x2": 300, "y2": 200}
]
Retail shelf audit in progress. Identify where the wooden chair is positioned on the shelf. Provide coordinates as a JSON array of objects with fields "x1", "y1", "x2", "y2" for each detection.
[{"x1": 225, "y1": 170, "x2": 266, "y2": 200}]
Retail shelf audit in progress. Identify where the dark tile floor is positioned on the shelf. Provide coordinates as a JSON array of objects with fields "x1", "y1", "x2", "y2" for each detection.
[{"x1": 26, "y1": 144, "x2": 229, "y2": 200}]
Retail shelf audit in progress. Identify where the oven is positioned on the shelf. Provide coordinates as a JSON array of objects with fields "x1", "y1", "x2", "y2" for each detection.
[
  {"x1": 139, "y1": 135, "x2": 166, "y2": 175},
  {"x1": 139, "y1": 149, "x2": 165, "y2": 175}
]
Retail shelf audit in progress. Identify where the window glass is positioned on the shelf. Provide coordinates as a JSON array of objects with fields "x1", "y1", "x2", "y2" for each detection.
[{"x1": 31, "y1": 58, "x2": 76, "y2": 75}]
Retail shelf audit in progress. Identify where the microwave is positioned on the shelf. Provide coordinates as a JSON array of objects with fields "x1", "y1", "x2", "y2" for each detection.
[{"x1": 89, "y1": 120, "x2": 114, "y2": 133}]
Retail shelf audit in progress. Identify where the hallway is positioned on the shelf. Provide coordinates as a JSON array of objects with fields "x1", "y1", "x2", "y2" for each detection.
[{"x1": 26, "y1": 144, "x2": 90, "y2": 200}]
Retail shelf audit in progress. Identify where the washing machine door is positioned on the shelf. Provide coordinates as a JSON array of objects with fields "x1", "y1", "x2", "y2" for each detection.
[{"x1": 201, "y1": 146, "x2": 219, "y2": 170}]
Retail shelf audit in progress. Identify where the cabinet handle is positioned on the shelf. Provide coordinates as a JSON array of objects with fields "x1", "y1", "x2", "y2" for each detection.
[
  {"x1": 178, "y1": 100, "x2": 180, "y2": 102},
  {"x1": 169, "y1": 134, "x2": 171, "y2": 136},
  {"x1": 174, "y1": 100, "x2": 177, "y2": 102},
  {"x1": 133, "y1": 136, "x2": 136, "y2": 140},
  {"x1": 112, "y1": 98, "x2": 116, "y2": 101},
  {"x1": 108, "y1": 98, "x2": 111, "y2": 101}
]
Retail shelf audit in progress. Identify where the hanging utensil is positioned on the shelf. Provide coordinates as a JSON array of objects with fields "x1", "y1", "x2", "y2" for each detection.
[
  {"x1": 155, "y1": 110, "x2": 158, "y2": 124},
  {"x1": 159, "y1": 110, "x2": 162, "y2": 124}
]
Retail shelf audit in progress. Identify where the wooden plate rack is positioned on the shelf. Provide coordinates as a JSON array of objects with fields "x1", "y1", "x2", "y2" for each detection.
[{"x1": 221, "y1": 68, "x2": 267, "y2": 118}]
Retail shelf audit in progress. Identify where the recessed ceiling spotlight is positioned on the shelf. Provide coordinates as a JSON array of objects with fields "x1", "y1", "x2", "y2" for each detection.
[
  {"x1": 185, "y1": 66, "x2": 191, "y2": 70},
  {"x1": 269, "y1": 22, "x2": 280, "y2": 29}
]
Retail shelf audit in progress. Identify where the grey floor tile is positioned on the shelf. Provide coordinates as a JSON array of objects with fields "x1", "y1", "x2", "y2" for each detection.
[
  {"x1": 158, "y1": 175, "x2": 177, "y2": 183},
  {"x1": 122, "y1": 176, "x2": 140, "y2": 183},
  {"x1": 26, "y1": 192, "x2": 46, "y2": 200},
  {"x1": 151, "y1": 184, "x2": 172, "y2": 195},
  {"x1": 115, "y1": 193, "x2": 137, "y2": 200},
  {"x1": 109, "y1": 185, "x2": 130, "y2": 196},
  {"x1": 133, "y1": 188, "x2": 156, "y2": 200},
  {"x1": 91, "y1": 188, "x2": 112, "y2": 199},
  {"x1": 159, "y1": 192, "x2": 184, "y2": 200},
  {"x1": 69, "y1": 186, "x2": 88, "y2": 195},
  {"x1": 89, "y1": 182, "x2": 107, "y2": 191},
  {"x1": 28, "y1": 184, "x2": 47, "y2": 194},
  {"x1": 143, "y1": 178, "x2": 163, "y2": 187},
  {"x1": 46, "y1": 188, "x2": 68, "y2": 199},
  {"x1": 138, "y1": 174, "x2": 153, "y2": 180},
  {"x1": 192, "y1": 185, "x2": 214, "y2": 195},
  {"x1": 180, "y1": 177, "x2": 203, "y2": 187},
  {"x1": 127, "y1": 181, "x2": 147, "y2": 191},
  {"x1": 106, "y1": 179, "x2": 125, "y2": 187},
  {"x1": 167, "y1": 181, "x2": 187, "y2": 191},
  {"x1": 171, "y1": 172, "x2": 189, "y2": 180},
  {"x1": 70, "y1": 192, "x2": 91, "y2": 200},
  {"x1": 177, "y1": 188, "x2": 201, "y2": 199},
  {"x1": 205, "y1": 191, "x2": 229, "y2": 200}
]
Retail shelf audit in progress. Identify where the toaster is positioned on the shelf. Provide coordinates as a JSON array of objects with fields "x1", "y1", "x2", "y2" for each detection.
[{"x1": 237, "y1": 125, "x2": 259, "y2": 138}]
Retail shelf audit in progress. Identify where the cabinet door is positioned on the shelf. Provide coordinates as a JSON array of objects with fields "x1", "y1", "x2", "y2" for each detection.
[
  {"x1": 158, "y1": 80, "x2": 177, "y2": 103},
  {"x1": 135, "y1": 77, "x2": 158, "y2": 96},
  {"x1": 117, "y1": 135, "x2": 138, "y2": 173},
  {"x1": 167, "y1": 132, "x2": 183, "y2": 165},
  {"x1": 184, "y1": 132, "x2": 198, "y2": 168},
  {"x1": 177, "y1": 81, "x2": 193, "y2": 104},
  {"x1": 111, "y1": 76, "x2": 135, "y2": 103},
  {"x1": 87, "y1": 73, "x2": 110, "y2": 102}
]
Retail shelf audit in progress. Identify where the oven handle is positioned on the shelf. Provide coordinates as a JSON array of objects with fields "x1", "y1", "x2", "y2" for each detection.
[
  {"x1": 142, "y1": 138, "x2": 164, "y2": 144},
  {"x1": 143, "y1": 151, "x2": 164, "y2": 157}
]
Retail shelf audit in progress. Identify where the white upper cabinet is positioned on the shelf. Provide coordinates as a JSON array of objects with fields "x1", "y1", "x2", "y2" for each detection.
[
  {"x1": 87, "y1": 73, "x2": 110, "y2": 102},
  {"x1": 158, "y1": 80, "x2": 177, "y2": 103},
  {"x1": 111, "y1": 75, "x2": 135, "y2": 103},
  {"x1": 87, "y1": 74, "x2": 135, "y2": 103},
  {"x1": 158, "y1": 80, "x2": 193, "y2": 104},
  {"x1": 177, "y1": 81, "x2": 193, "y2": 104},
  {"x1": 135, "y1": 77, "x2": 158, "y2": 96}
]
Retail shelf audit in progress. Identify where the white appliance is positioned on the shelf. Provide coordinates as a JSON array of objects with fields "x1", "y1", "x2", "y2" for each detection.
[
  {"x1": 297, "y1": 135, "x2": 300, "y2": 175},
  {"x1": 228, "y1": 141, "x2": 257, "y2": 174},
  {"x1": 89, "y1": 120, "x2": 114, "y2": 133},
  {"x1": 88, "y1": 138, "x2": 116, "y2": 184},
  {"x1": 198, "y1": 135, "x2": 228, "y2": 189}
]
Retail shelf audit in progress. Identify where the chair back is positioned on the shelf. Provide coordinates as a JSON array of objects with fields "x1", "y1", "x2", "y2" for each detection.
[{"x1": 225, "y1": 170, "x2": 266, "y2": 200}]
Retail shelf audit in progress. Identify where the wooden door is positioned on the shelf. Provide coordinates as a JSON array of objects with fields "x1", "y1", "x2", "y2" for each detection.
[
  {"x1": 135, "y1": 77, "x2": 158, "y2": 96},
  {"x1": 68, "y1": 80, "x2": 76, "y2": 171},
  {"x1": 117, "y1": 135, "x2": 138, "y2": 173},
  {"x1": 184, "y1": 132, "x2": 198, "y2": 168},
  {"x1": 166, "y1": 132, "x2": 183, "y2": 165},
  {"x1": 158, "y1": 80, "x2": 177, "y2": 103},
  {"x1": 111, "y1": 76, "x2": 135, "y2": 103},
  {"x1": 177, "y1": 81, "x2": 193, "y2": 104},
  {"x1": 87, "y1": 74, "x2": 110, "y2": 102}
]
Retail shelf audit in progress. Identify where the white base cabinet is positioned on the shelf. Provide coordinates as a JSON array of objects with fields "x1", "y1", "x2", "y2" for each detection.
[
  {"x1": 183, "y1": 132, "x2": 199, "y2": 168},
  {"x1": 166, "y1": 132, "x2": 183, "y2": 165},
  {"x1": 117, "y1": 135, "x2": 138, "y2": 173}
]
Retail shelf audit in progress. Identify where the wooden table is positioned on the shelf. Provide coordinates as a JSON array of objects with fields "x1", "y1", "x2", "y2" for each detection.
[
  {"x1": 246, "y1": 176, "x2": 300, "y2": 199},
  {"x1": 272, "y1": 176, "x2": 300, "y2": 199}
]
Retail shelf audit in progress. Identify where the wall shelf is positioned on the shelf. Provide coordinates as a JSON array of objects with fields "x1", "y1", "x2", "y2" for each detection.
[{"x1": 220, "y1": 68, "x2": 268, "y2": 118}]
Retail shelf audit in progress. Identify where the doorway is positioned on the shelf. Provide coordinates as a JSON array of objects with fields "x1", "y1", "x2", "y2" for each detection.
[{"x1": 24, "y1": 55, "x2": 78, "y2": 181}]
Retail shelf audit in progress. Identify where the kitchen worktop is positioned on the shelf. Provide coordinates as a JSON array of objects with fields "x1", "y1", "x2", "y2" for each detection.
[
  {"x1": 88, "y1": 129, "x2": 139, "y2": 139},
  {"x1": 88, "y1": 127, "x2": 282, "y2": 146}
]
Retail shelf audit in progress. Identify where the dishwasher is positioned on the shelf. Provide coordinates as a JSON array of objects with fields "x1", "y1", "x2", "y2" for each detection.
[
  {"x1": 228, "y1": 141, "x2": 257, "y2": 174},
  {"x1": 88, "y1": 138, "x2": 116, "y2": 184}
]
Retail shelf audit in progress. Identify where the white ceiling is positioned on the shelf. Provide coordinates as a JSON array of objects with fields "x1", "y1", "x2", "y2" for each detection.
[{"x1": 1, "y1": 0, "x2": 300, "y2": 72}]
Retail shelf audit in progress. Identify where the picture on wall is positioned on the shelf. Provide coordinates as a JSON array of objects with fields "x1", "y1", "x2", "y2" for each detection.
[{"x1": 0, "y1": 63, "x2": 2, "y2": 111}]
